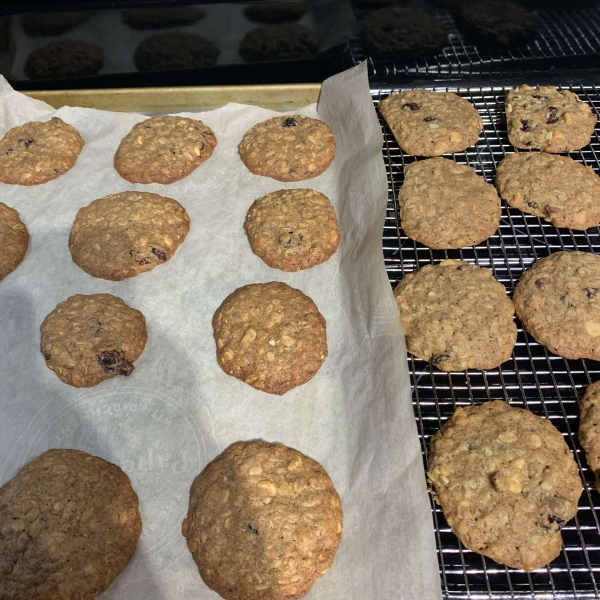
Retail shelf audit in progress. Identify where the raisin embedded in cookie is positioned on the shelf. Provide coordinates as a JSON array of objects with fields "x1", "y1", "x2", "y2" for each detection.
[
  {"x1": 394, "y1": 259, "x2": 517, "y2": 371},
  {"x1": 428, "y1": 401, "x2": 581, "y2": 571},
  {"x1": 182, "y1": 440, "x2": 343, "y2": 600},
  {"x1": 0, "y1": 202, "x2": 29, "y2": 282},
  {"x1": 245, "y1": 188, "x2": 340, "y2": 271},
  {"x1": 134, "y1": 33, "x2": 219, "y2": 72},
  {"x1": 496, "y1": 152, "x2": 600, "y2": 230},
  {"x1": 114, "y1": 116, "x2": 217, "y2": 184},
  {"x1": 0, "y1": 449, "x2": 142, "y2": 600},
  {"x1": 123, "y1": 6, "x2": 205, "y2": 29},
  {"x1": 579, "y1": 381, "x2": 600, "y2": 491},
  {"x1": 239, "y1": 23, "x2": 319, "y2": 62},
  {"x1": 0, "y1": 117, "x2": 84, "y2": 186},
  {"x1": 399, "y1": 157, "x2": 501, "y2": 249},
  {"x1": 244, "y1": 1, "x2": 307, "y2": 23},
  {"x1": 239, "y1": 115, "x2": 335, "y2": 181},
  {"x1": 379, "y1": 89, "x2": 482, "y2": 156},
  {"x1": 69, "y1": 191, "x2": 190, "y2": 281},
  {"x1": 506, "y1": 85, "x2": 597, "y2": 153},
  {"x1": 25, "y1": 40, "x2": 104, "y2": 80},
  {"x1": 213, "y1": 282, "x2": 328, "y2": 394},
  {"x1": 514, "y1": 251, "x2": 600, "y2": 360}
]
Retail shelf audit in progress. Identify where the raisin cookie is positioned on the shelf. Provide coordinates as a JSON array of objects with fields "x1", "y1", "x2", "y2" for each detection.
[
  {"x1": 25, "y1": 40, "x2": 104, "y2": 80},
  {"x1": 244, "y1": 1, "x2": 307, "y2": 23},
  {"x1": 40, "y1": 293, "x2": 148, "y2": 388},
  {"x1": 579, "y1": 381, "x2": 600, "y2": 491},
  {"x1": 239, "y1": 24, "x2": 319, "y2": 62},
  {"x1": 379, "y1": 89, "x2": 482, "y2": 156},
  {"x1": 363, "y1": 7, "x2": 447, "y2": 59},
  {"x1": 213, "y1": 282, "x2": 327, "y2": 394},
  {"x1": 69, "y1": 191, "x2": 190, "y2": 281},
  {"x1": 496, "y1": 152, "x2": 600, "y2": 230},
  {"x1": 514, "y1": 251, "x2": 600, "y2": 360},
  {"x1": 114, "y1": 116, "x2": 217, "y2": 185},
  {"x1": 399, "y1": 158, "x2": 501, "y2": 248},
  {"x1": 0, "y1": 203, "x2": 29, "y2": 282},
  {"x1": 183, "y1": 440, "x2": 343, "y2": 600},
  {"x1": 20, "y1": 11, "x2": 93, "y2": 37},
  {"x1": 239, "y1": 115, "x2": 335, "y2": 181},
  {"x1": 134, "y1": 33, "x2": 219, "y2": 72},
  {"x1": 245, "y1": 188, "x2": 340, "y2": 271},
  {"x1": 123, "y1": 6, "x2": 205, "y2": 29},
  {"x1": 394, "y1": 260, "x2": 517, "y2": 371},
  {"x1": 0, "y1": 117, "x2": 84, "y2": 186},
  {"x1": 429, "y1": 401, "x2": 581, "y2": 571},
  {"x1": 506, "y1": 85, "x2": 597, "y2": 153},
  {"x1": 0, "y1": 449, "x2": 142, "y2": 600}
]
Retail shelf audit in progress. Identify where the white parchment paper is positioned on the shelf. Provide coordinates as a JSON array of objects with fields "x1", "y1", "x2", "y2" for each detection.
[{"x1": 0, "y1": 62, "x2": 441, "y2": 600}]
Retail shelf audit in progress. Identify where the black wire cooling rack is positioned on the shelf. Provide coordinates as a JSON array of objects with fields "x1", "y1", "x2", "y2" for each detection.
[
  {"x1": 353, "y1": 5, "x2": 600, "y2": 77},
  {"x1": 373, "y1": 83, "x2": 600, "y2": 598}
]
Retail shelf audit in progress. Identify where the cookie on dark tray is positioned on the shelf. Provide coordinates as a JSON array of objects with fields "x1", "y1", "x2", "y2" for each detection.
[
  {"x1": 0, "y1": 202, "x2": 29, "y2": 282},
  {"x1": 239, "y1": 115, "x2": 335, "y2": 181},
  {"x1": 123, "y1": 7, "x2": 206, "y2": 29},
  {"x1": 213, "y1": 282, "x2": 328, "y2": 394},
  {"x1": 239, "y1": 23, "x2": 319, "y2": 62},
  {"x1": 0, "y1": 448, "x2": 142, "y2": 600},
  {"x1": 25, "y1": 40, "x2": 103, "y2": 80},
  {"x1": 40, "y1": 293, "x2": 148, "y2": 388},
  {"x1": 69, "y1": 191, "x2": 190, "y2": 281},
  {"x1": 579, "y1": 381, "x2": 600, "y2": 491},
  {"x1": 183, "y1": 440, "x2": 343, "y2": 600},
  {"x1": 244, "y1": 1, "x2": 307, "y2": 23},
  {"x1": 114, "y1": 115, "x2": 217, "y2": 184},
  {"x1": 0, "y1": 117, "x2": 85, "y2": 186},
  {"x1": 428, "y1": 401, "x2": 581, "y2": 571},
  {"x1": 134, "y1": 33, "x2": 219, "y2": 72},
  {"x1": 20, "y1": 11, "x2": 93, "y2": 37}
]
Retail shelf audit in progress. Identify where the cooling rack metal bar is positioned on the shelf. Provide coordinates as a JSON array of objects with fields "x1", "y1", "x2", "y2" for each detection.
[{"x1": 373, "y1": 84, "x2": 600, "y2": 598}]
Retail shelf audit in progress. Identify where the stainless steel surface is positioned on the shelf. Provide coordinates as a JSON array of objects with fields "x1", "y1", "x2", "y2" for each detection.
[{"x1": 373, "y1": 84, "x2": 600, "y2": 598}]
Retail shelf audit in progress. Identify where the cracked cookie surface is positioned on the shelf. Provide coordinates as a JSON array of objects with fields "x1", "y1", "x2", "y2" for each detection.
[
  {"x1": 379, "y1": 89, "x2": 482, "y2": 156},
  {"x1": 394, "y1": 259, "x2": 516, "y2": 371},
  {"x1": 213, "y1": 282, "x2": 327, "y2": 394},
  {"x1": 183, "y1": 440, "x2": 343, "y2": 600},
  {"x1": 245, "y1": 188, "x2": 340, "y2": 271},
  {"x1": 25, "y1": 40, "x2": 104, "y2": 80},
  {"x1": 69, "y1": 191, "x2": 190, "y2": 281},
  {"x1": 506, "y1": 85, "x2": 597, "y2": 153},
  {"x1": 399, "y1": 157, "x2": 501, "y2": 248},
  {"x1": 0, "y1": 117, "x2": 84, "y2": 186},
  {"x1": 0, "y1": 202, "x2": 29, "y2": 282},
  {"x1": 114, "y1": 115, "x2": 217, "y2": 184},
  {"x1": 40, "y1": 293, "x2": 148, "y2": 388},
  {"x1": 428, "y1": 401, "x2": 581, "y2": 571},
  {"x1": 0, "y1": 449, "x2": 142, "y2": 600},
  {"x1": 579, "y1": 381, "x2": 600, "y2": 492},
  {"x1": 513, "y1": 251, "x2": 600, "y2": 360},
  {"x1": 239, "y1": 115, "x2": 335, "y2": 181}
]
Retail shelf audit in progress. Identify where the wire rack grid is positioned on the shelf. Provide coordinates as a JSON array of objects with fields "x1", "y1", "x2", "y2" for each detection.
[
  {"x1": 352, "y1": 5, "x2": 600, "y2": 78},
  {"x1": 373, "y1": 83, "x2": 600, "y2": 598}
]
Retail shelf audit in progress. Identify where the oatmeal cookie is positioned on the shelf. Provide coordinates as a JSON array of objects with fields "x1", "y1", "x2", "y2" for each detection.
[
  {"x1": 25, "y1": 40, "x2": 103, "y2": 80},
  {"x1": 239, "y1": 24, "x2": 319, "y2": 62},
  {"x1": 579, "y1": 381, "x2": 600, "y2": 491},
  {"x1": 0, "y1": 202, "x2": 29, "y2": 282},
  {"x1": 134, "y1": 33, "x2": 219, "y2": 71}
]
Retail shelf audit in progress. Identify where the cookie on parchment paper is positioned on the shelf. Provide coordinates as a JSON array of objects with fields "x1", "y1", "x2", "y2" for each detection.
[
  {"x1": 399, "y1": 157, "x2": 501, "y2": 249},
  {"x1": 0, "y1": 448, "x2": 142, "y2": 600},
  {"x1": 513, "y1": 251, "x2": 600, "y2": 361},
  {"x1": 213, "y1": 282, "x2": 327, "y2": 395},
  {"x1": 394, "y1": 259, "x2": 517, "y2": 371},
  {"x1": 40, "y1": 293, "x2": 148, "y2": 388},
  {"x1": 69, "y1": 191, "x2": 190, "y2": 281},
  {"x1": 25, "y1": 40, "x2": 104, "y2": 80},
  {"x1": 134, "y1": 33, "x2": 219, "y2": 72},
  {"x1": 506, "y1": 85, "x2": 597, "y2": 153},
  {"x1": 428, "y1": 400, "x2": 581, "y2": 571},
  {"x1": 114, "y1": 115, "x2": 217, "y2": 184},
  {"x1": 496, "y1": 152, "x2": 600, "y2": 230},
  {"x1": 0, "y1": 117, "x2": 84, "y2": 186},
  {"x1": 245, "y1": 188, "x2": 340, "y2": 271},
  {"x1": 0, "y1": 202, "x2": 29, "y2": 283},
  {"x1": 239, "y1": 115, "x2": 335, "y2": 181},
  {"x1": 123, "y1": 6, "x2": 206, "y2": 29},
  {"x1": 239, "y1": 23, "x2": 319, "y2": 62},
  {"x1": 182, "y1": 440, "x2": 343, "y2": 600},
  {"x1": 579, "y1": 380, "x2": 600, "y2": 491},
  {"x1": 379, "y1": 89, "x2": 482, "y2": 156}
]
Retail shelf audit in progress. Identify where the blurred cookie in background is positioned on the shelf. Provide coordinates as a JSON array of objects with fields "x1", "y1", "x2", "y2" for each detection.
[
  {"x1": 20, "y1": 11, "x2": 94, "y2": 37},
  {"x1": 25, "y1": 40, "x2": 103, "y2": 80},
  {"x1": 134, "y1": 33, "x2": 219, "y2": 71},
  {"x1": 240, "y1": 23, "x2": 319, "y2": 62},
  {"x1": 244, "y1": 1, "x2": 307, "y2": 24},
  {"x1": 123, "y1": 6, "x2": 206, "y2": 29}
]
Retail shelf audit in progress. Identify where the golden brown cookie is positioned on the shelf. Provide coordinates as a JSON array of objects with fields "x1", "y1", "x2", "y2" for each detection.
[
  {"x1": 428, "y1": 401, "x2": 581, "y2": 571},
  {"x1": 579, "y1": 381, "x2": 600, "y2": 492},
  {"x1": 69, "y1": 191, "x2": 190, "y2": 281},
  {"x1": 40, "y1": 293, "x2": 148, "y2": 388},
  {"x1": 239, "y1": 115, "x2": 335, "y2": 181},
  {"x1": 245, "y1": 188, "x2": 340, "y2": 271},
  {"x1": 114, "y1": 116, "x2": 217, "y2": 184},
  {"x1": 0, "y1": 448, "x2": 142, "y2": 600},
  {"x1": 394, "y1": 259, "x2": 517, "y2": 371},
  {"x1": 213, "y1": 282, "x2": 327, "y2": 394},
  {"x1": 0, "y1": 202, "x2": 29, "y2": 282},
  {"x1": 182, "y1": 440, "x2": 343, "y2": 600},
  {"x1": 0, "y1": 117, "x2": 84, "y2": 186},
  {"x1": 513, "y1": 251, "x2": 600, "y2": 361}
]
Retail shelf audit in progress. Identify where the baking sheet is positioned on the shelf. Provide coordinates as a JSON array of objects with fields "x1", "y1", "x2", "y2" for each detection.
[{"x1": 0, "y1": 62, "x2": 440, "y2": 600}]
